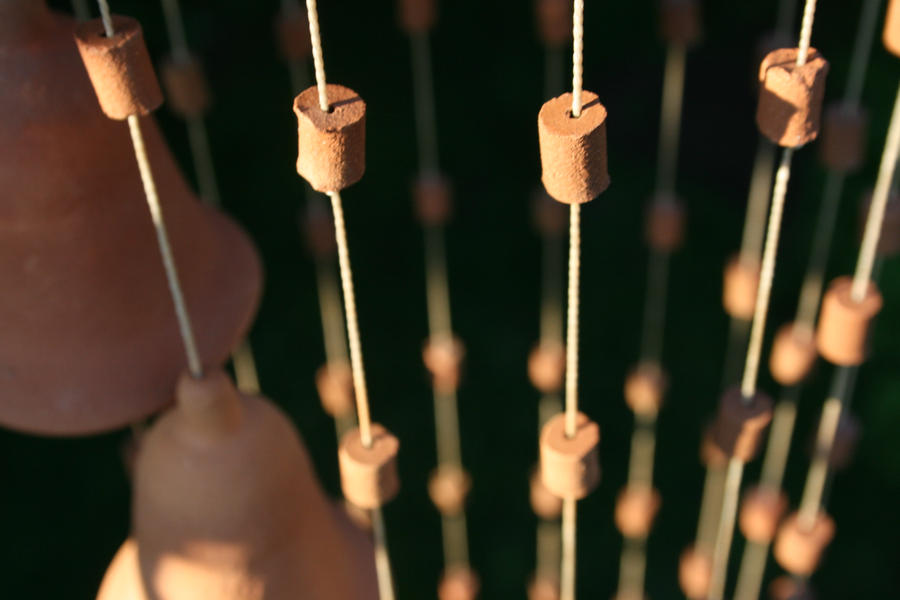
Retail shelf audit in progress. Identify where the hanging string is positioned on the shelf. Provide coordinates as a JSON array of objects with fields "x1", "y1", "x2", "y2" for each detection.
[
  {"x1": 160, "y1": 0, "x2": 189, "y2": 61},
  {"x1": 305, "y1": 0, "x2": 329, "y2": 112},
  {"x1": 410, "y1": 32, "x2": 439, "y2": 175},
  {"x1": 560, "y1": 497, "x2": 577, "y2": 600},
  {"x1": 571, "y1": 0, "x2": 584, "y2": 117},
  {"x1": 564, "y1": 204, "x2": 581, "y2": 438},
  {"x1": 372, "y1": 507, "x2": 397, "y2": 600}
]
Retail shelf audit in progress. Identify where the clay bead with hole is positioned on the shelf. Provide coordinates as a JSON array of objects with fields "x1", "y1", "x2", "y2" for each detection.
[
  {"x1": 774, "y1": 511, "x2": 835, "y2": 576},
  {"x1": 884, "y1": 0, "x2": 900, "y2": 57},
  {"x1": 538, "y1": 91, "x2": 610, "y2": 204},
  {"x1": 338, "y1": 424, "x2": 400, "y2": 509},
  {"x1": 423, "y1": 335, "x2": 465, "y2": 391},
  {"x1": 711, "y1": 386, "x2": 773, "y2": 461},
  {"x1": 294, "y1": 84, "x2": 366, "y2": 192},
  {"x1": 769, "y1": 322, "x2": 817, "y2": 385},
  {"x1": 624, "y1": 362, "x2": 668, "y2": 416},
  {"x1": 428, "y1": 465, "x2": 471, "y2": 516},
  {"x1": 816, "y1": 277, "x2": 882, "y2": 366},
  {"x1": 614, "y1": 484, "x2": 661, "y2": 538},
  {"x1": 530, "y1": 467, "x2": 563, "y2": 519},
  {"x1": 398, "y1": 0, "x2": 436, "y2": 33},
  {"x1": 413, "y1": 172, "x2": 452, "y2": 226},
  {"x1": 859, "y1": 190, "x2": 900, "y2": 256},
  {"x1": 739, "y1": 486, "x2": 787, "y2": 543},
  {"x1": 438, "y1": 567, "x2": 479, "y2": 600},
  {"x1": 723, "y1": 255, "x2": 760, "y2": 320},
  {"x1": 529, "y1": 342, "x2": 566, "y2": 394},
  {"x1": 678, "y1": 546, "x2": 712, "y2": 600},
  {"x1": 160, "y1": 55, "x2": 210, "y2": 119},
  {"x1": 659, "y1": 0, "x2": 701, "y2": 46},
  {"x1": 820, "y1": 102, "x2": 867, "y2": 172},
  {"x1": 74, "y1": 16, "x2": 163, "y2": 120},
  {"x1": 316, "y1": 362, "x2": 355, "y2": 418},
  {"x1": 275, "y1": 6, "x2": 310, "y2": 61},
  {"x1": 756, "y1": 47, "x2": 829, "y2": 147},
  {"x1": 535, "y1": 0, "x2": 572, "y2": 46},
  {"x1": 645, "y1": 192, "x2": 686, "y2": 252},
  {"x1": 539, "y1": 412, "x2": 601, "y2": 499}
]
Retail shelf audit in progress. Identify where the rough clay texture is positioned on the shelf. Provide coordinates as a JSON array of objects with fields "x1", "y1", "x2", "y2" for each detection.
[
  {"x1": 614, "y1": 484, "x2": 661, "y2": 538},
  {"x1": 539, "y1": 412, "x2": 601, "y2": 499},
  {"x1": 423, "y1": 335, "x2": 466, "y2": 391},
  {"x1": 645, "y1": 192, "x2": 685, "y2": 252},
  {"x1": 624, "y1": 361, "x2": 668, "y2": 416},
  {"x1": 438, "y1": 567, "x2": 479, "y2": 600},
  {"x1": 294, "y1": 84, "x2": 366, "y2": 192},
  {"x1": 711, "y1": 386, "x2": 773, "y2": 461},
  {"x1": 532, "y1": 187, "x2": 569, "y2": 236},
  {"x1": 97, "y1": 370, "x2": 378, "y2": 600},
  {"x1": 276, "y1": 7, "x2": 311, "y2": 61},
  {"x1": 723, "y1": 255, "x2": 760, "y2": 320},
  {"x1": 161, "y1": 55, "x2": 210, "y2": 118},
  {"x1": 428, "y1": 465, "x2": 471, "y2": 516},
  {"x1": 0, "y1": 8, "x2": 260, "y2": 435},
  {"x1": 769, "y1": 322, "x2": 817, "y2": 385},
  {"x1": 339, "y1": 424, "x2": 401, "y2": 509},
  {"x1": 885, "y1": 0, "x2": 900, "y2": 58},
  {"x1": 756, "y1": 47, "x2": 829, "y2": 147},
  {"x1": 539, "y1": 91, "x2": 610, "y2": 205},
  {"x1": 535, "y1": 0, "x2": 572, "y2": 46},
  {"x1": 414, "y1": 172, "x2": 453, "y2": 226},
  {"x1": 739, "y1": 486, "x2": 788, "y2": 543},
  {"x1": 74, "y1": 16, "x2": 163, "y2": 120},
  {"x1": 774, "y1": 512, "x2": 835, "y2": 576},
  {"x1": 398, "y1": 0, "x2": 436, "y2": 33},
  {"x1": 315, "y1": 361, "x2": 355, "y2": 418},
  {"x1": 678, "y1": 546, "x2": 712, "y2": 600},
  {"x1": 816, "y1": 277, "x2": 882, "y2": 366},
  {"x1": 530, "y1": 467, "x2": 563, "y2": 519},
  {"x1": 659, "y1": 0, "x2": 702, "y2": 46},
  {"x1": 528, "y1": 342, "x2": 566, "y2": 394},
  {"x1": 860, "y1": 190, "x2": 900, "y2": 256},
  {"x1": 820, "y1": 102, "x2": 867, "y2": 173}
]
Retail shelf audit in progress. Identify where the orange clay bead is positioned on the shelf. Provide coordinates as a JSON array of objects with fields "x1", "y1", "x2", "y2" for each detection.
[
  {"x1": 769, "y1": 322, "x2": 817, "y2": 386},
  {"x1": 398, "y1": 0, "x2": 436, "y2": 34},
  {"x1": 338, "y1": 424, "x2": 400, "y2": 509},
  {"x1": 74, "y1": 16, "x2": 163, "y2": 120},
  {"x1": 739, "y1": 485, "x2": 787, "y2": 543},
  {"x1": 820, "y1": 102, "x2": 867, "y2": 173},
  {"x1": 275, "y1": 6, "x2": 311, "y2": 61},
  {"x1": 160, "y1": 55, "x2": 210, "y2": 119},
  {"x1": 645, "y1": 192, "x2": 686, "y2": 252},
  {"x1": 859, "y1": 190, "x2": 900, "y2": 257},
  {"x1": 532, "y1": 187, "x2": 569, "y2": 237},
  {"x1": 884, "y1": 0, "x2": 900, "y2": 58},
  {"x1": 830, "y1": 412, "x2": 861, "y2": 470},
  {"x1": 315, "y1": 362, "x2": 355, "y2": 418},
  {"x1": 528, "y1": 575, "x2": 560, "y2": 600},
  {"x1": 624, "y1": 362, "x2": 668, "y2": 416},
  {"x1": 700, "y1": 422, "x2": 728, "y2": 468},
  {"x1": 438, "y1": 567, "x2": 479, "y2": 600},
  {"x1": 723, "y1": 255, "x2": 760, "y2": 320},
  {"x1": 614, "y1": 484, "x2": 661, "y2": 538},
  {"x1": 535, "y1": 0, "x2": 572, "y2": 47},
  {"x1": 816, "y1": 276, "x2": 883, "y2": 366},
  {"x1": 659, "y1": 0, "x2": 702, "y2": 47},
  {"x1": 530, "y1": 466, "x2": 563, "y2": 519},
  {"x1": 774, "y1": 511, "x2": 835, "y2": 576},
  {"x1": 710, "y1": 386, "x2": 773, "y2": 461},
  {"x1": 678, "y1": 546, "x2": 712, "y2": 600},
  {"x1": 769, "y1": 576, "x2": 815, "y2": 600},
  {"x1": 428, "y1": 465, "x2": 471, "y2": 516},
  {"x1": 413, "y1": 172, "x2": 452, "y2": 226},
  {"x1": 538, "y1": 91, "x2": 610, "y2": 205},
  {"x1": 423, "y1": 335, "x2": 465, "y2": 391},
  {"x1": 756, "y1": 47, "x2": 829, "y2": 147},
  {"x1": 528, "y1": 342, "x2": 566, "y2": 394},
  {"x1": 302, "y1": 199, "x2": 337, "y2": 258},
  {"x1": 539, "y1": 412, "x2": 601, "y2": 499}
]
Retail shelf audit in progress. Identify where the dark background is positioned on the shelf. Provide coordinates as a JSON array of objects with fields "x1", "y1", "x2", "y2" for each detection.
[{"x1": 4, "y1": 0, "x2": 900, "y2": 597}]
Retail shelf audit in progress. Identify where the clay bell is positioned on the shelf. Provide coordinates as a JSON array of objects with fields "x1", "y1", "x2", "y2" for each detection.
[
  {"x1": 97, "y1": 369, "x2": 378, "y2": 599},
  {"x1": 0, "y1": 4, "x2": 260, "y2": 435},
  {"x1": 710, "y1": 386, "x2": 773, "y2": 462},
  {"x1": 756, "y1": 47, "x2": 829, "y2": 147}
]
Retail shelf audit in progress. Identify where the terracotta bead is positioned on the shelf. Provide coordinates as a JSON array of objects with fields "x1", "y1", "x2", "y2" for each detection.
[
  {"x1": 528, "y1": 575, "x2": 560, "y2": 600},
  {"x1": 738, "y1": 486, "x2": 787, "y2": 543},
  {"x1": 532, "y1": 187, "x2": 568, "y2": 237},
  {"x1": 700, "y1": 423, "x2": 728, "y2": 468},
  {"x1": 315, "y1": 362, "x2": 355, "y2": 418},
  {"x1": 820, "y1": 102, "x2": 867, "y2": 173},
  {"x1": 614, "y1": 484, "x2": 661, "y2": 538},
  {"x1": 413, "y1": 172, "x2": 453, "y2": 226},
  {"x1": 161, "y1": 55, "x2": 210, "y2": 119},
  {"x1": 529, "y1": 342, "x2": 566, "y2": 394},
  {"x1": 859, "y1": 190, "x2": 900, "y2": 256},
  {"x1": 756, "y1": 47, "x2": 829, "y2": 147},
  {"x1": 829, "y1": 412, "x2": 861, "y2": 470},
  {"x1": 769, "y1": 322, "x2": 817, "y2": 386},
  {"x1": 338, "y1": 424, "x2": 401, "y2": 509},
  {"x1": 711, "y1": 386, "x2": 773, "y2": 462},
  {"x1": 275, "y1": 6, "x2": 311, "y2": 61},
  {"x1": 535, "y1": 0, "x2": 572, "y2": 46},
  {"x1": 343, "y1": 498, "x2": 373, "y2": 531},
  {"x1": 678, "y1": 546, "x2": 711, "y2": 600},
  {"x1": 74, "y1": 16, "x2": 163, "y2": 120},
  {"x1": 723, "y1": 255, "x2": 760, "y2": 320},
  {"x1": 884, "y1": 0, "x2": 900, "y2": 58},
  {"x1": 538, "y1": 91, "x2": 610, "y2": 205},
  {"x1": 423, "y1": 335, "x2": 465, "y2": 391},
  {"x1": 398, "y1": 0, "x2": 436, "y2": 33},
  {"x1": 816, "y1": 276, "x2": 882, "y2": 366},
  {"x1": 769, "y1": 576, "x2": 815, "y2": 600},
  {"x1": 539, "y1": 412, "x2": 601, "y2": 499},
  {"x1": 645, "y1": 192, "x2": 685, "y2": 252},
  {"x1": 659, "y1": 0, "x2": 701, "y2": 47},
  {"x1": 438, "y1": 566, "x2": 479, "y2": 600},
  {"x1": 294, "y1": 84, "x2": 366, "y2": 192},
  {"x1": 303, "y1": 199, "x2": 337, "y2": 258},
  {"x1": 624, "y1": 362, "x2": 668, "y2": 416},
  {"x1": 428, "y1": 465, "x2": 471, "y2": 515},
  {"x1": 530, "y1": 466, "x2": 563, "y2": 519},
  {"x1": 774, "y1": 512, "x2": 835, "y2": 576},
  {"x1": 755, "y1": 31, "x2": 793, "y2": 71}
]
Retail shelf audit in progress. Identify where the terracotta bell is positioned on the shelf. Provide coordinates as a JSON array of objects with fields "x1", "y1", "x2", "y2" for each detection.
[
  {"x1": 97, "y1": 369, "x2": 378, "y2": 599},
  {"x1": 0, "y1": 2, "x2": 261, "y2": 435}
]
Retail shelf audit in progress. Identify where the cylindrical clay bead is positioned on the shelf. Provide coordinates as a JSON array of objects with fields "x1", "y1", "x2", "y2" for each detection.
[
  {"x1": 614, "y1": 484, "x2": 661, "y2": 538},
  {"x1": 315, "y1": 362, "x2": 355, "y2": 418},
  {"x1": 528, "y1": 575, "x2": 560, "y2": 600},
  {"x1": 423, "y1": 335, "x2": 465, "y2": 391},
  {"x1": 884, "y1": 0, "x2": 900, "y2": 58},
  {"x1": 294, "y1": 84, "x2": 366, "y2": 192},
  {"x1": 769, "y1": 576, "x2": 815, "y2": 600},
  {"x1": 302, "y1": 200, "x2": 337, "y2": 258},
  {"x1": 711, "y1": 386, "x2": 773, "y2": 462},
  {"x1": 859, "y1": 190, "x2": 900, "y2": 256},
  {"x1": 535, "y1": 0, "x2": 572, "y2": 47},
  {"x1": 624, "y1": 362, "x2": 668, "y2": 416},
  {"x1": 413, "y1": 173, "x2": 452, "y2": 226},
  {"x1": 645, "y1": 192, "x2": 686, "y2": 252},
  {"x1": 829, "y1": 412, "x2": 860, "y2": 470},
  {"x1": 338, "y1": 424, "x2": 400, "y2": 508},
  {"x1": 530, "y1": 467, "x2": 563, "y2": 519},
  {"x1": 769, "y1": 322, "x2": 817, "y2": 386},
  {"x1": 398, "y1": 0, "x2": 436, "y2": 34},
  {"x1": 74, "y1": 16, "x2": 163, "y2": 120},
  {"x1": 532, "y1": 187, "x2": 568, "y2": 237},
  {"x1": 723, "y1": 255, "x2": 760, "y2": 320},
  {"x1": 739, "y1": 486, "x2": 787, "y2": 543},
  {"x1": 756, "y1": 47, "x2": 829, "y2": 147},
  {"x1": 428, "y1": 465, "x2": 471, "y2": 515},
  {"x1": 820, "y1": 102, "x2": 867, "y2": 172},
  {"x1": 816, "y1": 276, "x2": 883, "y2": 366},
  {"x1": 539, "y1": 412, "x2": 601, "y2": 499},
  {"x1": 700, "y1": 422, "x2": 728, "y2": 468},
  {"x1": 538, "y1": 91, "x2": 610, "y2": 205},
  {"x1": 659, "y1": 0, "x2": 702, "y2": 47},
  {"x1": 774, "y1": 512, "x2": 835, "y2": 576},
  {"x1": 276, "y1": 6, "x2": 311, "y2": 61},
  {"x1": 161, "y1": 55, "x2": 210, "y2": 119},
  {"x1": 679, "y1": 546, "x2": 712, "y2": 600},
  {"x1": 438, "y1": 566, "x2": 479, "y2": 600},
  {"x1": 528, "y1": 342, "x2": 566, "y2": 394}
]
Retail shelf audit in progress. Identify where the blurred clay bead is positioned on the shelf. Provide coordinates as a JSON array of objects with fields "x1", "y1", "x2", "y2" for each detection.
[
  {"x1": 678, "y1": 546, "x2": 711, "y2": 600},
  {"x1": 769, "y1": 576, "x2": 815, "y2": 600},
  {"x1": 535, "y1": 0, "x2": 572, "y2": 46},
  {"x1": 74, "y1": 16, "x2": 163, "y2": 120},
  {"x1": 532, "y1": 187, "x2": 569, "y2": 236},
  {"x1": 659, "y1": 0, "x2": 701, "y2": 47},
  {"x1": 338, "y1": 424, "x2": 400, "y2": 509},
  {"x1": 739, "y1": 485, "x2": 787, "y2": 543},
  {"x1": 711, "y1": 386, "x2": 773, "y2": 461},
  {"x1": 276, "y1": 6, "x2": 311, "y2": 61},
  {"x1": 344, "y1": 498, "x2": 373, "y2": 531},
  {"x1": 774, "y1": 512, "x2": 835, "y2": 576},
  {"x1": 539, "y1": 412, "x2": 601, "y2": 499},
  {"x1": 528, "y1": 342, "x2": 566, "y2": 394},
  {"x1": 423, "y1": 335, "x2": 465, "y2": 391},
  {"x1": 820, "y1": 102, "x2": 867, "y2": 172},
  {"x1": 294, "y1": 84, "x2": 366, "y2": 192},
  {"x1": 398, "y1": 0, "x2": 436, "y2": 33},
  {"x1": 624, "y1": 362, "x2": 668, "y2": 416},
  {"x1": 756, "y1": 47, "x2": 829, "y2": 147},
  {"x1": 816, "y1": 276, "x2": 882, "y2": 366},
  {"x1": 829, "y1": 412, "x2": 861, "y2": 470},
  {"x1": 700, "y1": 423, "x2": 728, "y2": 468},
  {"x1": 723, "y1": 255, "x2": 760, "y2": 320},
  {"x1": 530, "y1": 467, "x2": 563, "y2": 519},
  {"x1": 538, "y1": 91, "x2": 610, "y2": 204},
  {"x1": 645, "y1": 193, "x2": 685, "y2": 252},
  {"x1": 315, "y1": 362, "x2": 355, "y2": 418},
  {"x1": 769, "y1": 322, "x2": 817, "y2": 386},
  {"x1": 859, "y1": 190, "x2": 900, "y2": 256},
  {"x1": 438, "y1": 567, "x2": 479, "y2": 600},
  {"x1": 885, "y1": 0, "x2": 900, "y2": 58},
  {"x1": 413, "y1": 172, "x2": 452, "y2": 226},
  {"x1": 528, "y1": 575, "x2": 560, "y2": 600},
  {"x1": 303, "y1": 199, "x2": 337, "y2": 258},
  {"x1": 614, "y1": 484, "x2": 661, "y2": 538},
  {"x1": 161, "y1": 55, "x2": 210, "y2": 119},
  {"x1": 428, "y1": 465, "x2": 471, "y2": 515}
]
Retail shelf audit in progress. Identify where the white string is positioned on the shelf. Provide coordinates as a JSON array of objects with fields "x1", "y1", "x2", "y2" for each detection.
[
  {"x1": 371, "y1": 507, "x2": 396, "y2": 600},
  {"x1": 96, "y1": 0, "x2": 114, "y2": 36},
  {"x1": 706, "y1": 458, "x2": 744, "y2": 600},
  {"x1": 844, "y1": 0, "x2": 882, "y2": 107},
  {"x1": 305, "y1": 0, "x2": 329, "y2": 111},
  {"x1": 571, "y1": 0, "x2": 584, "y2": 117},
  {"x1": 160, "y1": 0, "x2": 189, "y2": 62},
  {"x1": 560, "y1": 497, "x2": 577, "y2": 600},
  {"x1": 795, "y1": 0, "x2": 817, "y2": 67},
  {"x1": 564, "y1": 204, "x2": 581, "y2": 438}
]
